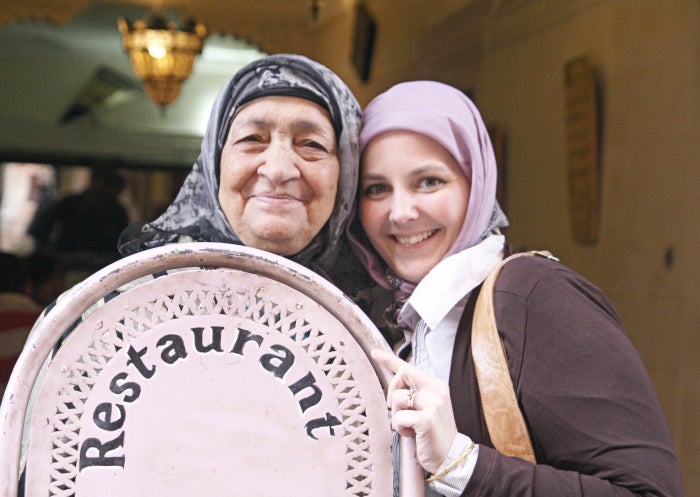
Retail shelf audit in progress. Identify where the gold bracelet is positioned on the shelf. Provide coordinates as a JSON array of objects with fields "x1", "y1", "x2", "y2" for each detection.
[{"x1": 425, "y1": 440, "x2": 476, "y2": 483}]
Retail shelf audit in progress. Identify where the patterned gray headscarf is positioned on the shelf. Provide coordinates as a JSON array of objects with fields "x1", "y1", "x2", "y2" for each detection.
[{"x1": 118, "y1": 54, "x2": 362, "y2": 271}]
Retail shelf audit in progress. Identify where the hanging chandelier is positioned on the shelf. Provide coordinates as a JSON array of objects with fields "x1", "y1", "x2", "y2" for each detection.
[{"x1": 118, "y1": 12, "x2": 207, "y2": 107}]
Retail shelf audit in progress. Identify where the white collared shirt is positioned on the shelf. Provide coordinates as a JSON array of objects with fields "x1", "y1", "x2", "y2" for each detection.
[{"x1": 397, "y1": 234, "x2": 505, "y2": 497}]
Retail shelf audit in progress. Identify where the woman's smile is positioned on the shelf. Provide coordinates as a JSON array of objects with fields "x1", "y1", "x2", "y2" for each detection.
[{"x1": 393, "y1": 229, "x2": 438, "y2": 246}]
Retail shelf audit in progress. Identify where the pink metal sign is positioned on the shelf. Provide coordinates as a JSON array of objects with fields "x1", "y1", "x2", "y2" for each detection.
[{"x1": 0, "y1": 244, "x2": 420, "y2": 497}]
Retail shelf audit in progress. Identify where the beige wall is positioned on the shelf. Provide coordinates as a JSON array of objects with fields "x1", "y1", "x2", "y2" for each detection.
[{"x1": 312, "y1": 0, "x2": 699, "y2": 493}]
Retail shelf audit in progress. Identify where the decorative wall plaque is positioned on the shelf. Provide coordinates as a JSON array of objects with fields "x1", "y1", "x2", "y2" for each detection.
[{"x1": 564, "y1": 55, "x2": 602, "y2": 244}]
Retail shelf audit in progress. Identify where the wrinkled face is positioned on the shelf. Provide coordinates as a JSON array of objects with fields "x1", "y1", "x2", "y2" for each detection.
[
  {"x1": 359, "y1": 131, "x2": 470, "y2": 284},
  {"x1": 219, "y1": 96, "x2": 340, "y2": 255}
]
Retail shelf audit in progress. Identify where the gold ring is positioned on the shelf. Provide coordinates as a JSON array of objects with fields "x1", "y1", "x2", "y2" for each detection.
[{"x1": 407, "y1": 387, "x2": 416, "y2": 409}]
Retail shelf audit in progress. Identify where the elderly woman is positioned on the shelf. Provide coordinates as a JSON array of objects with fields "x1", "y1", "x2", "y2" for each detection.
[
  {"x1": 349, "y1": 81, "x2": 684, "y2": 497},
  {"x1": 119, "y1": 53, "x2": 362, "y2": 275}
]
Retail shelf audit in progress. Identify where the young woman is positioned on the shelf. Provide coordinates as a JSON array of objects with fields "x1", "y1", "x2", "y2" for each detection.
[{"x1": 348, "y1": 81, "x2": 683, "y2": 497}]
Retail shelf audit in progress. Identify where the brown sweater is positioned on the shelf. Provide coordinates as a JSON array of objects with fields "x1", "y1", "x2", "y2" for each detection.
[{"x1": 449, "y1": 255, "x2": 684, "y2": 497}]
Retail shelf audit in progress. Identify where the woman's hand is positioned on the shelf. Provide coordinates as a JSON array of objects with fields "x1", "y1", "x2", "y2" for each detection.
[{"x1": 372, "y1": 348, "x2": 458, "y2": 474}]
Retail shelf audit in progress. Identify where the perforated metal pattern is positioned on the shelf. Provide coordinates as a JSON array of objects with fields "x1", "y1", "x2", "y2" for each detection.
[{"x1": 25, "y1": 266, "x2": 392, "y2": 497}]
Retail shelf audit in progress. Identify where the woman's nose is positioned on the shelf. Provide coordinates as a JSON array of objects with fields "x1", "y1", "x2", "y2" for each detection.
[
  {"x1": 257, "y1": 141, "x2": 301, "y2": 184},
  {"x1": 388, "y1": 190, "x2": 419, "y2": 224}
]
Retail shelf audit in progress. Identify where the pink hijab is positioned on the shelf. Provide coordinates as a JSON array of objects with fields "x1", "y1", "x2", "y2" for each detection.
[{"x1": 348, "y1": 81, "x2": 508, "y2": 293}]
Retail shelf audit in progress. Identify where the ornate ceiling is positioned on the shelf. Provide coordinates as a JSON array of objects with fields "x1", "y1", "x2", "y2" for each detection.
[
  {"x1": 0, "y1": 0, "x2": 349, "y2": 169},
  {"x1": 0, "y1": 0, "x2": 546, "y2": 169}
]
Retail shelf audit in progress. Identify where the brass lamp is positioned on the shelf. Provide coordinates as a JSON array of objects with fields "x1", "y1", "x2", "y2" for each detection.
[{"x1": 118, "y1": 13, "x2": 207, "y2": 107}]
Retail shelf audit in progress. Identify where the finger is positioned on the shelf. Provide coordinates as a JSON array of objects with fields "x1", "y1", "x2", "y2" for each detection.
[
  {"x1": 372, "y1": 349, "x2": 413, "y2": 404},
  {"x1": 389, "y1": 387, "x2": 417, "y2": 412},
  {"x1": 372, "y1": 349, "x2": 420, "y2": 391},
  {"x1": 373, "y1": 349, "x2": 436, "y2": 391},
  {"x1": 372, "y1": 348, "x2": 407, "y2": 374},
  {"x1": 386, "y1": 365, "x2": 418, "y2": 406},
  {"x1": 392, "y1": 408, "x2": 419, "y2": 438}
]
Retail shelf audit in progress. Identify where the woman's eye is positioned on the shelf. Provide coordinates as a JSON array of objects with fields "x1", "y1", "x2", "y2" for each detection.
[
  {"x1": 229, "y1": 134, "x2": 262, "y2": 147},
  {"x1": 363, "y1": 184, "x2": 389, "y2": 196},
  {"x1": 418, "y1": 177, "x2": 444, "y2": 189},
  {"x1": 238, "y1": 134, "x2": 263, "y2": 143},
  {"x1": 301, "y1": 139, "x2": 329, "y2": 152}
]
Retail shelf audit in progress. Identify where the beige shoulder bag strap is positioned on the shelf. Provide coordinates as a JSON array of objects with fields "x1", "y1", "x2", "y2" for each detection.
[{"x1": 471, "y1": 250, "x2": 556, "y2": 463}]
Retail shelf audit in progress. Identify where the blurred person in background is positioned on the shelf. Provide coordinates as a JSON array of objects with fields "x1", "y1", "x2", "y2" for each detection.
[
  {"x1": 28, "y1": 167, "x2": 129, "y2": 264},
  {"x1": 0, "y1": 252, "x2": 42, "y2": 403}
]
